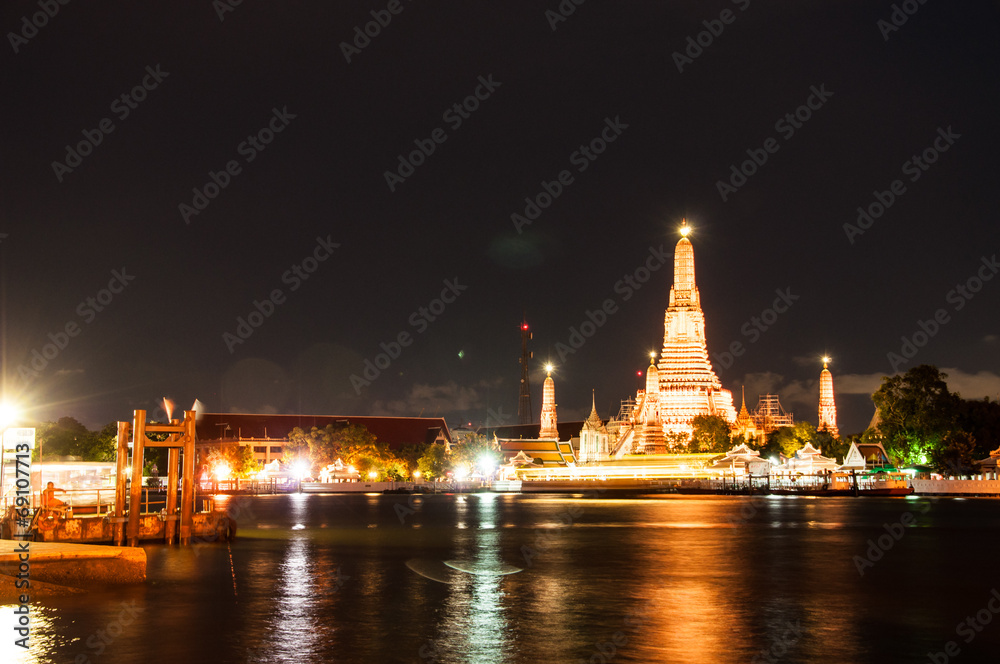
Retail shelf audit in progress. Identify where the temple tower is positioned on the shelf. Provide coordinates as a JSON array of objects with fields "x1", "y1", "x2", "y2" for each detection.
[
  {"x1": 818, "y1": 356, "x2": 839, "y2": 437},
  {"x1": 579, "y1": 391, "x2": 609, "y2": 462},
  {"x1": 634, "y1": 357, "x2": 667, "y2": 453},
  {"x1": 539, "y1": 364, "x2": 558, "y2": 439},
  {"x1": 734, "y1": 386, "x2": 761, "y2": 444},
  {"x1": 655, "y1": 221, "x2": 737, "y2": 436}
]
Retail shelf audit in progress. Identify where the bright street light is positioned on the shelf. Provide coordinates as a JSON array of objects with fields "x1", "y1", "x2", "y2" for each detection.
[{"x1": 0, "y1": 402, "x2": 19, "y2": 430}]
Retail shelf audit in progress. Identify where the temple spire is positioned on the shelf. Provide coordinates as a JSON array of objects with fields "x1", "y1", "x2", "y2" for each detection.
[
  {"x1": 539, "y1": 364, "x2": 558, "y2": 439},
  {"x1": 818, "y1": 356, "x2": 839, "y2": 438},
  {"x1": 654, "y1": 219, "x2": 737, "y2": 438},
  {"x1": 670, "y1": 219, "x2": 697, "y2": 305}
]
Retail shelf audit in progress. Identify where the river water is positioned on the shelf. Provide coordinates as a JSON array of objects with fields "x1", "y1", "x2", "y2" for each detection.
[{"x1": 5, "y1": 492, "x2": 1000, "y2": 663}]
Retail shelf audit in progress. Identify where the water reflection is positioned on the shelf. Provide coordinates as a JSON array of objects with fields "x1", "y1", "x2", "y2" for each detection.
[
  {"x1": 9, "y1": 494, "x2": 1000, "y2": 663},
  {"x1": 423, "y1": 493, "x2": 515, "y2": 664}
]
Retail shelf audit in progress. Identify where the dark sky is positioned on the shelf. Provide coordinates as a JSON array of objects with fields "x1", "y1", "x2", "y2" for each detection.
[{"x1": 2, "y1": 0, "x2": 998, "y2": 436}]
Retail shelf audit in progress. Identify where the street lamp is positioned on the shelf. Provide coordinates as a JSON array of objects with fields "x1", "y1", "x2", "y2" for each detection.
[{"x1": 0, "y1": 402, "x2": 17, "y2": 430}]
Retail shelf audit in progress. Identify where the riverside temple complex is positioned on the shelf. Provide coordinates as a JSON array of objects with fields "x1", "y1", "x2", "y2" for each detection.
[{"x1": 497, "y1": 221, "x2": 839, "y2": 471}]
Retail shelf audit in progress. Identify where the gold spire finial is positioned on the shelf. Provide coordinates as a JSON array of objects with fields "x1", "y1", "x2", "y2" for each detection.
[
  {"x1": 680, "y1": 219, "x2": 691, "y2": 237},
  {"x1": 545, "y1": 363, "x2": 554, "y2": 376},
  {"x1": 822, "y1": 356, "x2": 830, "y2": 369}
]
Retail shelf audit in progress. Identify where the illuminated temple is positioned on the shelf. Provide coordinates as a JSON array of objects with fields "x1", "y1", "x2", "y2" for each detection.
[
  {"x1": 818, "y1": 357, "x2": 839, "y2": 437},
  {"x1": 609, "y1": 222, "x2": 737, "y2": 456},
  {"x1": 655, "y1": 222, "x2": 737, "y2": 433}
]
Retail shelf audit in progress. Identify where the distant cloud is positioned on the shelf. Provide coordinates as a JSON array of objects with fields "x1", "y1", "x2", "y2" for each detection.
[
  {"x1": 738, "y1": 368, "x2": 1000, "y2": 421},
  {"x1": 371, "y1": 379, "x2": 504, "y2": 418},
  {"x1": 833, "y1": 372, "x2": 885, "y2": 395},
  {"x1": 940, "y1": 368, "x2": 1000, "y2": 400},
  {"x1": 739, "y1": 372, "x2": 814, "y2": 420},
  {"x1": 54, "y1": 368, "x2": 84, "y2": 376},
  {"x1": 983, "y1": 334, "x2": 998, "y2": 343},
  {"x1": 791, "y1": 355, "x2": 826, "y2": 368}
]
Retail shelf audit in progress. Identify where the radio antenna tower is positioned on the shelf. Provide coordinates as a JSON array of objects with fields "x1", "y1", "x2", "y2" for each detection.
[{"x1": 518, "y1": 318, "x2": 533, "y2": 424}]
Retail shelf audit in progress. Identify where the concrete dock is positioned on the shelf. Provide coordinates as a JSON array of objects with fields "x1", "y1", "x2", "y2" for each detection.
[{"x1": 0, "y1": 541, "x2": 146, "y2": 599}]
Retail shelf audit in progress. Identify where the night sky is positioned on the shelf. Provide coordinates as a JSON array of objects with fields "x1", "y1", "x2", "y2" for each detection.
[{"x1": 2, "y1": 1, "x2": 998, "y2": 436}]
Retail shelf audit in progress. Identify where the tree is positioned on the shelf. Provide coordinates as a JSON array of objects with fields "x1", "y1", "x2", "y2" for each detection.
[
  {"x1": 956, "y1": 397, "x2": 1000, "y2": 459},
  {"x1": 417, "y1": 444, "x2": 450, "y2": 480},
  {"x1": 35, "y1": 416, "x2": 91, "y2": 459},
  {"x1": 871, "y1": 365, "x2": 960, "y2": 465},
  {"x1": 931, "y1": 431, "x2": 979, "y2": 476},
  {"x1": 450, "y1": 434, "x2": 501, "y2": 475},
  {"x1": 396, "y1": 442, "x2": 428, "y2": 475},
  {"x1": 691, "y1": 415, "x2": 732, "y2": 453},
  {"x1": 334, "y1": 424, "x2": 385, "y2": 466},
  {"x1": 287, "y1": 425, "x2": 338, "y2": 472},
  {"x1": 821, "y1": 432, "x2": 853, "y2": 465},
  {"x1": 205, "y1": 445, "x2": 260, "y2": 479},
  {"x1": 665, "y1": 431, "x2": 690, "y2": 452},
  {"x1": 764, "y1": 421, "x2": 821, "y2": 458},
  {"x1": 78, "y1": 422, "x2": 118, "y2": 462},
  {"x1": 285, "y1": 423, "x2": 392, "y2": 477}
]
